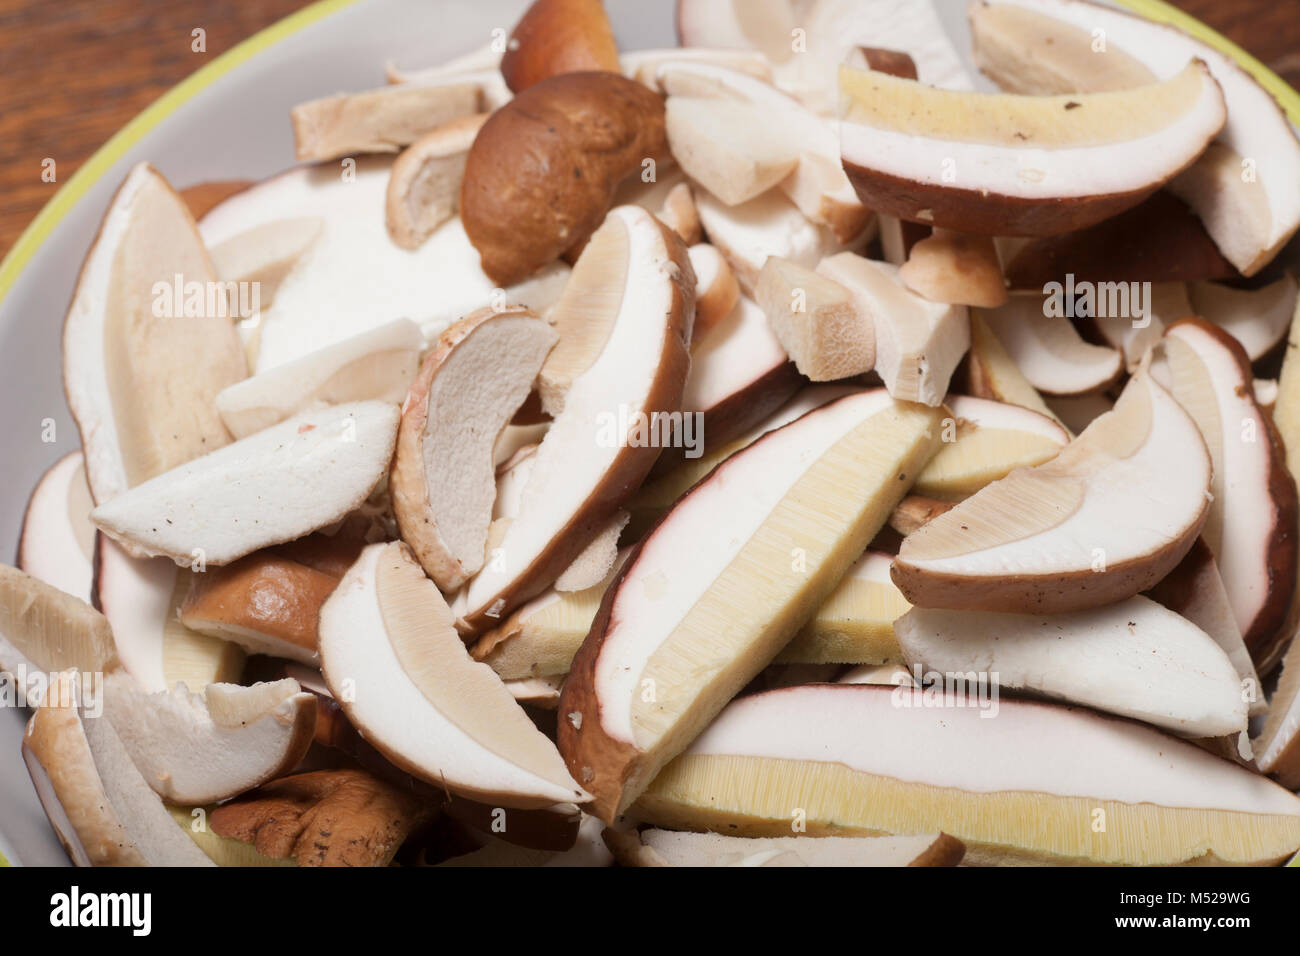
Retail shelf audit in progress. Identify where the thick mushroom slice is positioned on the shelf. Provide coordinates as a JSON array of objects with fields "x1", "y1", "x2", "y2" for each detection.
[
  {"x1": 756, "y1": 257, "x2": 874, "y2": 382},
  {"x1": 817, "y1": 253, "x2": 970, "y2": 406},
  {"x1": 23, "y1": 671, "x2": 214, "y2": 866},
  {"x1": 634, "y1": 684, "x2": 1300, "y2": 865},
  {"x1": 17, "y1": 452, "x2": 96, "y2": 602},
  {"x1": 102, "y1": 672, "x2": 316, "y2": 805},
  {"x1": 559, "y1": 390, "x2": 943, "y2": 820},
  {"x1": 896, "y1": 596, "x2": 1246, "y2": 738},
  {"x1": 969, "y1": 0, "x2": 1300, "y2": 275},
  {"x1": 665, "y1": 98, "x2": 800, "y2": 206},
  {"x1": 899, "y1": 230, "x2": 1006, "y2": 308},
  {"x1": 606, "y1": 828, "x2": 963, "y2": 867},
  {"x1": 1159, "y1": 319, "x2": 1298, "y2": 671},
  {"x1": 1189, "y1": 275, "x2": 1298, "y2": 362},
  {"x1": 319, "y1": 542, "x2": 589, "y2": 809},
  {"x1": 775, "y1": 550, "x2": 910, "y2": 665},
  {"x1": 893, "y1": 365, "x2": 1210, "y2": 613},
  {"x1": 455, "y1": 206, "x2": 695, "y2": 630},
  {"x1": 839, "y1": 60, "x2": 1225, "y2": 237},
  {"x1": 90, "y1": 401, "x2": 399, "y2": 567},
  {"x1": 958, "y1": 312, "x2": 1061, "y2": 422},
  {"x1": 290, "y1": 82, "x2": 480, "y2": 162},
  {"x1": 215, "y1": 318, "x2": 424, "y2": 439},
  {"x1": 94, "y1": 537, "x2": 244, "y2": 693},
  {"x1": 914, "y1": 396, "x2": 1069, "y2": 501},
  {"x1": 63, "y1": 163, "x2": 247, "y2": 507},
  {"x1": 391, "y1": 306, "x2": 556, "y2": 591},
  {"x1": 978, "y1": 294, "x2": 1122, "y2": 396},
  {"x1": 385, "y1": 113, "x2": 489, "y2": 250},
  {"x1": 0, "y1": 564, "x2": 117, "y2": 680}
]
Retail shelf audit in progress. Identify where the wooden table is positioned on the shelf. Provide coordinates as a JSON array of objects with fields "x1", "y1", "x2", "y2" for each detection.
[{"x1": 1, "y1": 0, "x2": 1298, "y2": 259}]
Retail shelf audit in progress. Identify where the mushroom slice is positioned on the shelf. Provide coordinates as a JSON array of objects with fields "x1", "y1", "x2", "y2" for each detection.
[
  {"x1": 505, "y1": 675, "x2": 565, "y2": 709},
  {"x1": 899, "y1": 229, "x2": 1006, "y2": 308},
  {"x1": 688, "y1": 243, "x2": 739, "y2": 340},
  {"x1": 23, "y1": 671, "x2": 214, "y2": 866},
  {"x1": 886, "y1": 495, "x2": 955, "y2": 538},
  {"x1": 208, "y1": 216, "x2": 323, "y2": 309},
  {"x1": 694, "y1": 187, "x2": 845, "y2": 295},
  {"x1": 63, "y1": 163, "x2": 247, "y2": 507},
  {"x1": 385, "y1": 113, "x2": 488, "y2": 250},
  {"x1": 915, "y1": 395, "x2": 1069, "y2": 501},
  {"x1": 839, "y1": 60, "x2": 1225, "y2": 237},
  {"x1": 817, "y1": 253, "x2": 970, "y2": 406},
  {"x1": 216, "y1": 318, "x2": 424, "y2": 439},
  {"x1": 554, "y1": 511, "x2": 629, "y2": 593},
  {"x1": 0, "y1": 564, "x2": 116, "y2": 680},
  {"x1": 958, "y1": 312, "x2": 1060, "y2": 421},
  {"x1": 180, "y1": 551, "x2": 343, "y2": 665},
  {"x1": 775, "y1": 550, "x2": 909, "y2": 665},
  {"x1": 101, "y1": 672, "x2": 316, "y2": 805},
  {"x1": 1189, "y1": 274, "x2": 1298, "y2": 362},
  {"x1": 291, "y1": 82, "x2": 479, "y2": 162},
  {"x1": 210, "y1": 768, "x2": 433, "y2": 867},
  {"x1": 893, "y1": 364, "x2": 1211, "y2": 613},
  {"x1": 456, "y1": 206, "x2": 694, "y2": 630},
  {"x1": 622, "y1": 48, "x2": 772, "y2": 87},
  {"x1": 665, "y1": 98, "x2": 800, "y2": 205},
  {"x1": 659, "y1": 183, "x2": 703, "y2": 246},
  {"x1": 90, "y1": 401, "x2": 399, "y2": 567},
  {"x1": 969, "y1": 0, "x2": 1300, "y2": 275},
  {"x1": 1079, "y1": 281, "x2": 1191, "y2": 372},
  {"x1": 94, "y1": 537, "x2": 244, "y2": 693},
  {"x1": 559, "y1": 390, "x2": 943, "y2": 820},
  {"x1": 634, "y1": 684, "x2": 1300, "y2": 865},
  {"x1": 391, "y1": 306, "x2": 556, "y2": 591},
  {"x1": 319, "y1": 541, "x2": 589, "y2": 809},
  {"x1": 17, "y1": 452, "x2": 96, "y2": 602},
  {"x1": 896, "y1": 596, "x2": 1246, "y2": 738},
  {"x1": 1160, "y1": 319, "x2": 1299, "y2": 670},
  {"x1": 606, "y1": 828, "x2": 963, "y2": 867},
  {"x1": 756, "y1": 256, "x2": 874, "y2": 382},
  {"x1": 978, "y1": 293, "x2": 1122, "y2": 396}
]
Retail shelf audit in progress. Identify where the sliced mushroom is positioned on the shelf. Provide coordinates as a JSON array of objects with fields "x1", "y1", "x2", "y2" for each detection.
[
  {"x1": 688, "y1": 243, "x2": 740, "y2": 340},
  {"x1": 17, "y1": 452, "x2": 96, "y2": 603},
  {"x1": 385, "y1": 113, "x2": 489, "y2": 250},
  {"x1": 290, "y1": 82, "x2": 480, "y2": 162},
  {"x1": 756, "y1": 256, "x2": 874, "y2": 382},
  {"x1": 899, "y1": 229, "x2": 1007, "y2": 308},
  {"x1": 0, "y1": 564, "x2": 117, "y2": 680},
  {"x1": 1189, "y1": 274, "x2": 1298, "y2": 362},
  {"x1": 979, "y1": 293, "x2": 1122, "y2": 396}
]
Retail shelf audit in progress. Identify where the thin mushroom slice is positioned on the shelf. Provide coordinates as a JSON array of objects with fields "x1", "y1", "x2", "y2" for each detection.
[
  {"x1": 1189, "y1": 274, "x2": 1298, "y2": 362},
  {"x1": 291, "y1": 82, "x2": 480, "y2": 162},
  {"x1": 559, "y1": 389, "x2": 943, "y2": 820},
  {"x1": 0, "y1": 563, "x2": 117, "y2": 681},
  {"x1": 607, "y1": 828, "x2": 964, "y2": 867},
  {"x1": 385, "y1": 113, "x2": 489, "y2": 250},
  {"x1": 634, "y1": 684, "x2": 1300, "y2": 866},
  {"x1": 319, "y1": 542, "x2": 589, "y2": 809},
  {"x1": 17, "y1": 452, "x2": 96, "y2": 603},
  {"x1": 978, "y1": 293, "x2": 1122, "y2": 397},
  {"x1": 688, "y1": 243, "x2": 739, "y2": 341},
  {"x1": 893, "y1": 364, "x2": 1211, "y2": 614},
  {"x1": 391, "y1": 306, "x2": 557, "y2": 591}
]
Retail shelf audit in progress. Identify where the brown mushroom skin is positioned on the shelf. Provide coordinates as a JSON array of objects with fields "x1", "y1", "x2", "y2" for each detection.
[
  {"x1": 460, "y1": 72, "x2": 668, "y2": 286},
  {"x1": 501, "y1": 0, "x2": 621, "y2": 94}
]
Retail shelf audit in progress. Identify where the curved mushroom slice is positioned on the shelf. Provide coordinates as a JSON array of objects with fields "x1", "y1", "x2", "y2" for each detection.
[
  {"x1": 180, "y1": 551, "x2": 342, "y2": 665},
  {"x1": 621, "y1": 48, "x2": 772, "y2": 87},
  {"x1": 607, "y1": 828, "x2": 964, "y2": 867},
  {"x1": 559, "y1": 390, "x2": 943, "y2": 820},
  {"x1": 95, "y1": 537, "x2": 244, "y2": 693},
  {"x1": 893, "y1": 365, "x2": 1211, "y2": 613},
  {"x1": 1079, "y1": 281, "x2": 1191, "y2": 372},
  {"x1": 659, "y1": 182, "x2": 703, "y2": 247},
  {"x1": 23, "y1": 671, "x2": 214, "y2": 867},
  {"x1": 775, "y1": 550, "x2": 909, "y2": 665},
  {"x1": 1190, "y1": 275, "x2": 1298, "y2": 363},
  {"x1": 756, "y1": 256, "x2": 874, "y2": 382},
  {"x1": 320, "y1": 542, "x2": 588, "y2": 809},
  {"x1": 391, "y1": 307, "x2": 556, "y2": 591},
  {"x1": 817, "y1": 253, "x2": 970, "y2": 406},
  {"x1": 916, "y1": 395, "x2": 1068, "y2": 501},
  {"x1": 291, "y1": 81, "x2": 479, "y2": 162},
  {"x1": 18, "y1": 452, "x2": 96, "y2": 602},
  {"x1": 979, "y1": 294, "x2": 1122, "y2": 396},
  {"x1": 897, "y1": 596, "x2": 1245, "y2": 738},
  {"x1": 385, "y1": 113, "x2": 489, "y2": 250},
  {"x1": 456, "y1": 206, "x2": 695, "y2": 630},
  {"x1": 634, "y1": 684, "x2": 1300, "y2": 865},
  {"x1": 63, "y1": 163, "x2": 247, "y2": 507},
  {"x1": 102, "y1": 672, "x2": 316, "y2": 805},
  {"x1": 91, "y1": 401, "x2": 399, "y2": 567},
  {"x1": 216, "y1": 318, "x2": 424, "y2": 440},
  {"x1": 665, "y1": 98, "x2": 800, "y2": 206},
  {"x1": 0, "y1": 564, "x2": 117, "y2": 680},
  {"x1": 1160, "y1": 319, "x2": 1298, "y2": 670},
  {"x1": 970, "y1": 0, "x2": 1300, "y2": 276},
  {"x1": 839, "y1": 60, "x2": 1225, "y2": 237},
  {"x1": 688, "y1": 243, "x2": 739, "y2": 341},
  {"x1": 209, "y1": 216, "x2": 323, "y2": 310},
  {"x1": 899, "y1": 230, "x2": 1007, "y2": 308}
]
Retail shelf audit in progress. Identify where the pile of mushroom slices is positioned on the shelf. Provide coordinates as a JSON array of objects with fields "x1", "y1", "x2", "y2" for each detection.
[{"x1": 10, "y1": 0, "x2": 1300, "y2": 867}]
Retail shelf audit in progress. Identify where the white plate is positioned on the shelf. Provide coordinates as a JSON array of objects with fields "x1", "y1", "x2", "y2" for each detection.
[{"x1": 0, "y1": 0, "x2": 1295, "y2": 866}]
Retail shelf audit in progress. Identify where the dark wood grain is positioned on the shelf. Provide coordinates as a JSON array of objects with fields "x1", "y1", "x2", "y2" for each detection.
[{"x1": 0, "y1": 0, "x2": 1297, "y2": 260}]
